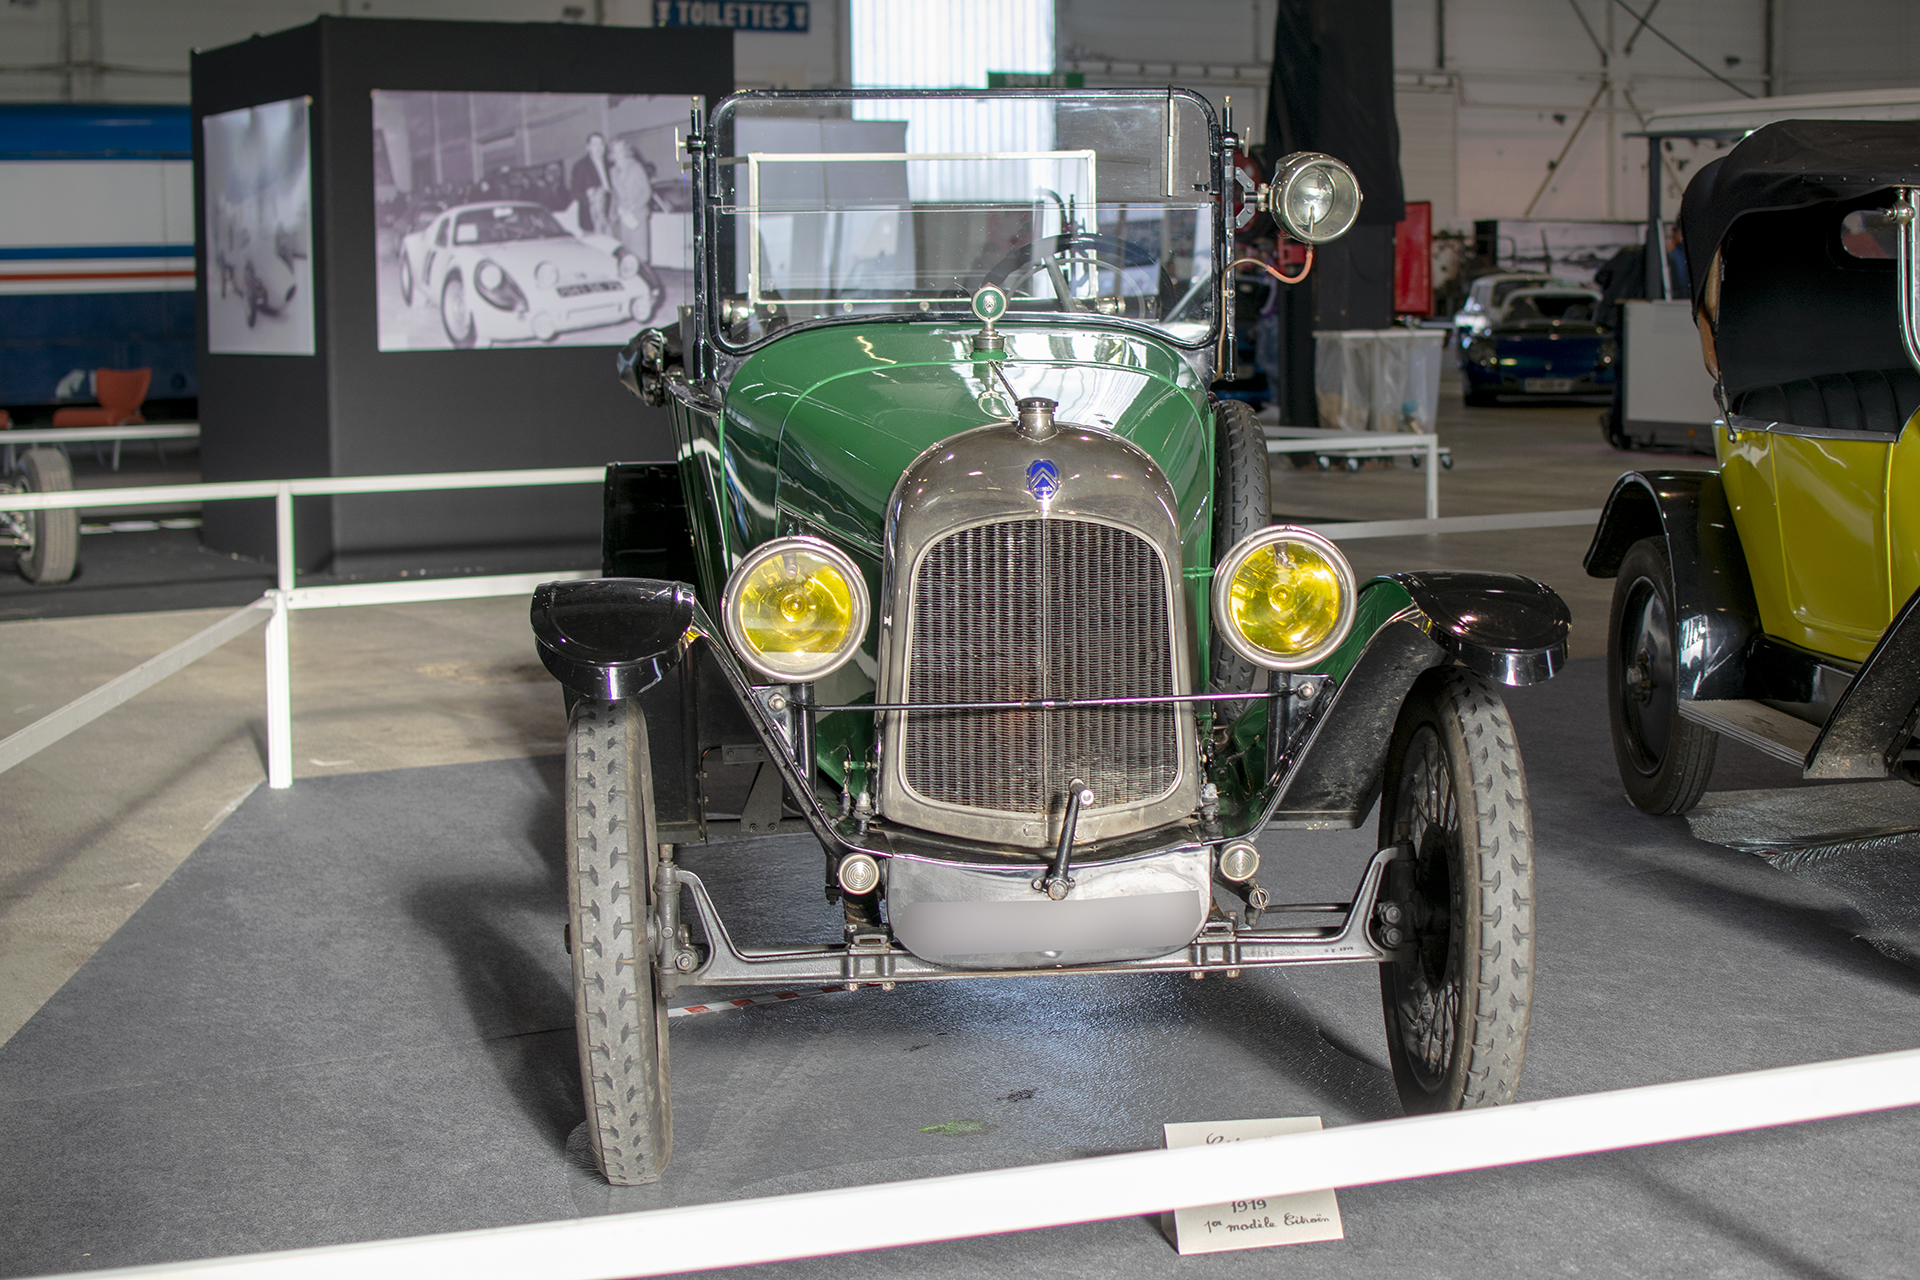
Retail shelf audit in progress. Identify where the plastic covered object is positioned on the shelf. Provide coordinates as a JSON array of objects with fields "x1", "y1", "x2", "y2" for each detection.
[{"x1": 1313, "y1": 328, "x2": 1446, "y2": 432}]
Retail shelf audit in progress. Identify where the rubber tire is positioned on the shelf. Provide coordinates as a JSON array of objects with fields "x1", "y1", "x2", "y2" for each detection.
[
  {"x1": 1209, "y1": 398, "x2": 1270, "y2": 714},
  {"x1": 566, "y1": 698, "x2": 672, "y2": 1185},
  {"x1": 1607, "y1": 537, "x2": 1717, "y2": 814},
  {"x1": 1378, "y1": 667, "x2": 1535, "y2": 1115},
  {"x1": 20, "y1": 447, "x2": 78, "y2": 585},
  {"x1": 1463, "y1": 386, "x2": 1498, "y2": 407},
  {"x1": 399, "y1": 252, "x2": 414, "y2": 306},
  {"x1": 441, "y1": 273, "x2": 477, "y2": 348}
]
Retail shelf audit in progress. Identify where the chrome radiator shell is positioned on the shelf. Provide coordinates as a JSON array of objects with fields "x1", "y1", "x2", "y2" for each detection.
[{"x1": 876, "y1": 421, "x2": 1199, "y2": 848}]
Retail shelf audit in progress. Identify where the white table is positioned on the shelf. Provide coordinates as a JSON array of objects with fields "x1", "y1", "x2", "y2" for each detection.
[{"x1": 1264, "y1": 427, "x2": 1451, "y2": 519}]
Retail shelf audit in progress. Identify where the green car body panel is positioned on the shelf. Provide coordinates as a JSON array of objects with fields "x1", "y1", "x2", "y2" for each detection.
[{"x1": 672, "y1": 320, "x2": 1218, "y2": 785}]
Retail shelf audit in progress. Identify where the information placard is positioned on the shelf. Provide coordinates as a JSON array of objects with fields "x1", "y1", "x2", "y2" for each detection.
[{"x1": 1161, "y1": 1116, "x2": 1345, "y2": 1255}]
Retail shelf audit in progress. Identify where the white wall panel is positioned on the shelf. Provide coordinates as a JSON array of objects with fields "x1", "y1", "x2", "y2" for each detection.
[
  {"x1": 1778, "y1": 0, "x2": 1920, "y2": 93},
  {"x1": 1057, "y1": 0, "x2": 1272, "y2": 144},
  {"x1": 0, "y1": 161, "x2": 186, "y2": 247},
  {"x1": 1396, "y1": 86, "x2": 1456, "y2": 227}
]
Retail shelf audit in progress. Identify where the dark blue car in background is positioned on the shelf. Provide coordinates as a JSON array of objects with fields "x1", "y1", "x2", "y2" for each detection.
[{"x1": 1461, "y1": 286, "x2": 1615, "y2": 406}]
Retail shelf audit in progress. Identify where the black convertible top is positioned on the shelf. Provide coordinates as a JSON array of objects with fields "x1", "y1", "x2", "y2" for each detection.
[{"x1": 1680, "y1": 119, "x2": 1920, "y2": 310}]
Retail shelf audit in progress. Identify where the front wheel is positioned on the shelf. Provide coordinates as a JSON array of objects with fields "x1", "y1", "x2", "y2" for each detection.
[
  {"x1": 1607, "y1": 537, "x2": 1717, "y2": 813},
  {"x1": 19, "y1": 447, "x2": 78, "y2": 584},
  {"x1": 1378, "y1": 668, "x2": 1534, "y2": 1114},
  {"x1": 566, "y1": 698, "x2": 671, "y2": 1185},
  {"x1": 440, "y1": 272, "x2": 477, "y2": 348}
]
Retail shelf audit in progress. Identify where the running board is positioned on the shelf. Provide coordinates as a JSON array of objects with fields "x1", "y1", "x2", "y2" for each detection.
[{"x1": 1679, "y1": 699, "x2": 1819, "y2": 767}]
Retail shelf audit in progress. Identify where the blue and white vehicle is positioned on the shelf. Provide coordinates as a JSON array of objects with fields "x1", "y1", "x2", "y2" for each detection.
[{"x1": 0, "y1": 104, "x2": 195, "y2": 414}]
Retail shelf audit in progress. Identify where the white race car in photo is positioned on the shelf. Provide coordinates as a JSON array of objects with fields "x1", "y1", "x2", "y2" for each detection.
[{"x1": 397, "y1": 201, "x2": 658, "y2": 347}]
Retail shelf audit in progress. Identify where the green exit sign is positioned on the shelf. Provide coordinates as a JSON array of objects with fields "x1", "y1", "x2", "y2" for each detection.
[{"x1": 987, "y1": 71, "x2": 1085, "y2": 89}]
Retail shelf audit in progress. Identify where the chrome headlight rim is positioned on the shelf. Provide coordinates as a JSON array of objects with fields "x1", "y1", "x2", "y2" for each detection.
[
  {"x1": 1266, "y1": 152, "x2": 1364, "y2": 245},
  {"x1": 722, "y1": 535, "x2": 871, "y2": 683},
  {"x1": 1212, "y1": 525, "x2": 1358, "y2": 672}
]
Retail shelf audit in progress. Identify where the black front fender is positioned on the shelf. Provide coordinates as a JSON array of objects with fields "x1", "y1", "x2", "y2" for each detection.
[
  {"x1": 1247, "y1": 572, "x2": 1569, "y2": 832},
  {"x1": 1583, "y1": 470, "x2": 1761, "y2": 701},
  {"x1": 532, "y1": 577, "x2": 697, "y2": 700},
  {"x1": 1387, "y1": 571, "x2": 1571, "y2": 686}
]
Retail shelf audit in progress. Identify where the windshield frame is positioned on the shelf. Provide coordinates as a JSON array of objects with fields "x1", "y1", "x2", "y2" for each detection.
[{"x1": 695, "y1": 87, "x2": 1225, "y2": 357}]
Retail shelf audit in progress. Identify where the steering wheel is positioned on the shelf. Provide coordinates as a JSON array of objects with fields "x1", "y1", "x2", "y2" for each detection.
[{"x1": 980, "y1": 233, "x2": 1179, "y2": 322}]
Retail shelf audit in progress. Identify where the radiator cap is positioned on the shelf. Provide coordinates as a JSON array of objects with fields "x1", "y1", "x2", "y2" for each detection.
[{"x1": 1017, "y1": 396, "x2": 1058, "y2": 440}]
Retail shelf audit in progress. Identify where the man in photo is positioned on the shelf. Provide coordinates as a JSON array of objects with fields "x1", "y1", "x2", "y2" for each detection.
[{"x1": 571, "y1": 132, "x2": 614, "y2": 236}]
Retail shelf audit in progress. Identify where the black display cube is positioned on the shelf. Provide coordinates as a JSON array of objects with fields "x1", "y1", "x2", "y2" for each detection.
[{"x1": 190, "y1": 17, "x2": 731, "y2": 572}]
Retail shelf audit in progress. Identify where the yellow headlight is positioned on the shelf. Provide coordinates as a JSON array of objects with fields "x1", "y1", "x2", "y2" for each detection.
[
  {"x1": 723, "y1": 537, "x2": 869, "y2": 681},
  {"x1": 1213, "y1": 527, "x2": 1356, "y2": 670}
]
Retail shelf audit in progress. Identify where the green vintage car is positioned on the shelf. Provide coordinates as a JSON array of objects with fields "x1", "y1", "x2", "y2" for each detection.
[
  {"x1": 1586, "y1": 121, "x2": 1920, "y2": 815},
  {"x1": 532, "y1": 89, "x2": 1571, "y2": 1185}
]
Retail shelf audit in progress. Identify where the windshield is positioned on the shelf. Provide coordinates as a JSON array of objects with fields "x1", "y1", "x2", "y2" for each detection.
[
  {"x1": 707, "y1": 91, "x2": 1220, "y2": 350},
  {"x1": 453, "y1": 204, "x2": 569, "y2": 245},
  {"x1": 1489, "y1": 277, "x2": 1555, "y2": 308},
  {"x1": 1499, "y1": 292, "x2": 1602, "y2": 325}
]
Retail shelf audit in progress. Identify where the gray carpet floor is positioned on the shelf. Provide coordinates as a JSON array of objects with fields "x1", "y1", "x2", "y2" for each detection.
[{"x1": 3, "y1": 658, "x2": 1918, "y2": 1279}]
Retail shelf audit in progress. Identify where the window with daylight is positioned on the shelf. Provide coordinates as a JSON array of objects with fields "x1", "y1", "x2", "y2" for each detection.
[{"x1": 850, "y1": 0, "x2": 1057, "y2": 189}]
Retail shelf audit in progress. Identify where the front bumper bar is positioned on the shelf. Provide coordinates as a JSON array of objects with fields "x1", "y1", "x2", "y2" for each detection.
[{"x1": 661, "y1": 843, "x2": 1401, "y2": 992}]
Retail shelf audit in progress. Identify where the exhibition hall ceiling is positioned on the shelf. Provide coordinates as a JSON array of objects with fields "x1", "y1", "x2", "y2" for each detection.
[{"x1": 1, "y1": 0, "x2": 1916, "y2": 226}]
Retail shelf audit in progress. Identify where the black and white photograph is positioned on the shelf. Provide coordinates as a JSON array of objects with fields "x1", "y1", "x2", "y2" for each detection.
[
  {"x1": 203, "y1": 95, "x2": 315, "y2": 355},
  {"x1": 371, "y1": 91, "x2": 691, "y2": 351}
]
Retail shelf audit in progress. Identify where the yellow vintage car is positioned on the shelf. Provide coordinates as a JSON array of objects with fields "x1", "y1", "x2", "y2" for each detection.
[{"x1": 1585, "y1": 119, "x2": 1920, "y2": 813}]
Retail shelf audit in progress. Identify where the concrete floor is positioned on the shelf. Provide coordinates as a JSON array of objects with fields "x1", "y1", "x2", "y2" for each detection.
[{"x1": 0, "y1": 378, "x2": 1687, "y2": 1049}]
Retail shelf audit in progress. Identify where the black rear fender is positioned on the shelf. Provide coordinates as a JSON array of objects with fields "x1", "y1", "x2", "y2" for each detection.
[{"x1": 1584, "y1": 470, "x2": 1761, "y2": 701}]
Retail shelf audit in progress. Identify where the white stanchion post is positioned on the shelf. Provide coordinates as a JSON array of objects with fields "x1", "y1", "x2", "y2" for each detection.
[
  {"x1": 275, "y1": 484, "x2": 295, "y2": 593},
  {"x1": 264, "y1": 591, "x2": 293, "y2": 790},
  {"x1": 1425, "y1": 435, "x2": 1440, "y2": 519}
]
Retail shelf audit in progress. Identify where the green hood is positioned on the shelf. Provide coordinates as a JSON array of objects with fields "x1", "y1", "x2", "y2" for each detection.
[{"x1": 722, "y1": 322, "x2": 1215, "y2": 566}]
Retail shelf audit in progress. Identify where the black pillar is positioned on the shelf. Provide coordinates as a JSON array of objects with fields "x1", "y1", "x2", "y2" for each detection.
[{"x1": 1266, "y1": 0, "x2": 1406, "y2": 425}]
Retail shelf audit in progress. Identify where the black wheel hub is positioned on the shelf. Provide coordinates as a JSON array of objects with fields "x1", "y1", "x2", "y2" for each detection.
[
  {"x1": 1389, "y1": 728, "x2": 1462, "y2": 1091},
  {"x1": 1617, "y1": 575, "x2": 1676, "y2": 775}
]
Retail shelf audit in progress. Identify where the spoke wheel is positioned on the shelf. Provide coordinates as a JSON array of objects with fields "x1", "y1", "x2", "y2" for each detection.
[
  {"x1": 1607, "y1": 537, "x2": 1716, "y2": 814},
  {"x1": 440, "y1": 272, "x2": 477, "y2": 348},
  {"x1": 19, "y1": 448, "x2": 77, "y2": 585},
  {"x1": 1379, "y1": 668, "x2": 1534, "y2": 1114},
  {"x1": 566, "y1": 697, "x2": 671, "y2": 1185}
]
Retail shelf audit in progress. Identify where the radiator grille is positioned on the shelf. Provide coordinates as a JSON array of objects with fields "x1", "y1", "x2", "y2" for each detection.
[{"x1": 902, "y1": 518, "x2": 1179, "y2": 816}]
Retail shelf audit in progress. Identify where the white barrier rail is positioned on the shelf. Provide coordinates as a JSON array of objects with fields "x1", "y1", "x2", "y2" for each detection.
[
  {"x1": 1, "y1": 423, "x2": 202, "y2": 472},
  {"x1": 1306, "y1": 507, "x2": 1605, "y2": 542},
  {"x1": 0, "y1": 467, "x2": 603, "y2": 789},
  {"x1": 1, "y1": 423, "x2": 202, "y2": 446},
  {"x1": 38, "y1": 1045, "x2": 1920, "y2": 1280}
]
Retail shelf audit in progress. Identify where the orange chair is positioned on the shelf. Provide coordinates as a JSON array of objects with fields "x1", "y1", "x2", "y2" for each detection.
[
  {"x1": 52, "y1": 368, "x2": 151, "y2": 469},
  {"x1": 52, "y1": 367, "x2": 150, "y2": 428}
]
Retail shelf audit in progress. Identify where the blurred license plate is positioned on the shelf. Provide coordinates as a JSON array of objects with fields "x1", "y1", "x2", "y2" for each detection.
[{"x1": 1525, "y1": 377, "x2": 1575, "y2": 393}]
